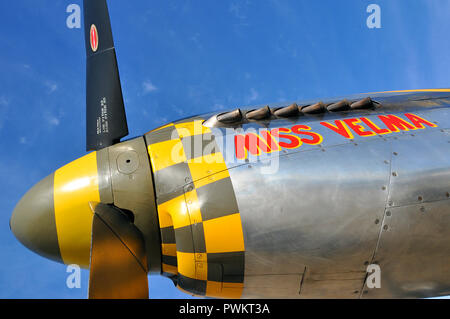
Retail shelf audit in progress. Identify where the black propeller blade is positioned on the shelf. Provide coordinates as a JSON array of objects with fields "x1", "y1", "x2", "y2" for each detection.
[
  {"x1": 88, "y1": 203, "x2": 149, "y2": 299},
  {"x1": 84, "y1": 0, "x2": 128, "y2": 151}
]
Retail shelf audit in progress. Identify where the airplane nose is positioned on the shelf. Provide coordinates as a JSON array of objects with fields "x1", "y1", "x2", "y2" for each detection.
[{"x1": 10, "y1": 173, "x2": 62, "y2": 263}]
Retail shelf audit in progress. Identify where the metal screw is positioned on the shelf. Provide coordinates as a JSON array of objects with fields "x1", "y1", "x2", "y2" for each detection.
[
  {"x1": 375, "y1": 219, "x2": 380, "y2": 224},
  {"x1": 383, "y1": 225, "x2": 388, "y2": 230}
]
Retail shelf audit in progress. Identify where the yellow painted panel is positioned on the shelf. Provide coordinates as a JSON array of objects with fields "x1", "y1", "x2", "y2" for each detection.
[
  {"x1": 195, "y1": 253, "x2": 207, "y2": 262},
  {"x1": 175, "y1": 121, "x2": 211, "y2": 138},
  {"x1": 177, "y1": 252, "x2": 206, "y2": 280},
  {"x1": 222, "y1": 282, "x2": 244, "y2": 298},
  {"x1": 188, "y1": 153, "x2": 228, "y2": 183},
  {"x1": 147, "y1": 139, "x2": 186, "y2": 172},
  {"x1": 162, "y1": 243, "x2": 177, "y2": 256},
  {"x1": 158, "y1": 210, "x2": 173, "y2": 229},
  {"x1": 177, "y1": 252, "x2": 196, "y2": 279},
  {"x1": 206, "y1": 281, "x2": 223, "y2": 297},
  {"x1": 207, "y1": 281, "x2": 243, "y2": 298},
  {"x1": 185, "y1": 190, "x2": 202, "y2": 224},
  {"x1": 54, "y1": 151, "x2": 100, "y2": 267},
  {"x1": 158, "y1": 194, "x2": 190, "y2": 229},
  {"x1": 196, "y1": 262, "x2": 208, "y2": 281},
  {"x1": 203, "y1": 213, "x2": 245, "y2": 253}
]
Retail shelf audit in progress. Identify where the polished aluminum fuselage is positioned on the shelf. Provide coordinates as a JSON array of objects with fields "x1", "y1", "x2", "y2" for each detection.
[{"x1": 205, "y1": 94, "x2": 450, "y2": 298}]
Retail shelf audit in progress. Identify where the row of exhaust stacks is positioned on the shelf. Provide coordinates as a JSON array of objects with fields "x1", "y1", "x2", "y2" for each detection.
[{"x1": 215, "y1": 97, "x2": 380, "y2": 125}]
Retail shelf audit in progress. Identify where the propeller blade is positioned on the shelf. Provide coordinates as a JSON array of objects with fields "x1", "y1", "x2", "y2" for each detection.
[
  {"x1": 84, "y1": 0, "x2": 128, "y2": 151},
  {"x1": 88, "y1": 203, "x2": 149, "y2": 299}
]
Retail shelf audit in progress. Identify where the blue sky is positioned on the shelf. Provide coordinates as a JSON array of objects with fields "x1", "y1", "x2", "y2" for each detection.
[{"x1": 0, "y1": 0, "x2": 449, "y2": 299}]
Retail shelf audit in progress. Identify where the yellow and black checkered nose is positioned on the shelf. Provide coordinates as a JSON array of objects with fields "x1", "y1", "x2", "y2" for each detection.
[
  {"x1": 11, "y1": 152, "x2": 101, "y2": 268},
  {"x1": 145, "y1": 119, "x2": 246, "y2": 298}
]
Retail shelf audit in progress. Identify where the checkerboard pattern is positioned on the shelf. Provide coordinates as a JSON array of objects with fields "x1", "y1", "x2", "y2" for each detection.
[{"x1": 144, "y1": 118, "x2": 245, "y2": 298}]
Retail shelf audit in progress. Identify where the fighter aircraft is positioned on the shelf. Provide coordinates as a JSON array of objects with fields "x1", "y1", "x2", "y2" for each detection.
[{"x1": 10, "y1": 0, "x2": 450, "y2": 299}]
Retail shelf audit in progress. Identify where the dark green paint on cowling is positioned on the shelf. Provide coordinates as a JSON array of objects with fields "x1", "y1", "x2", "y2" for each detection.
[
  {"x1": 160, "y1": 226, "x2": 176, "y2": 244},
  {"x1": 178, "y1": 274, "x2": 207, "y2": 296},
  {"x1": 196, "y1": 177, "x2": 239, "y2": 221},
  {"x1": 207, "y1": 252, "x2": 245, "y2": 283},
  {"x1": 153, "y1": 162, "x2": 192, "y2": 197},
  {"x1": 180, "y1": 133, "x2": 218, "y2": 161},
  {"x1": 174, "y1": 225, "x2": 196, "y2": 253},
  {"x1": 96, "y1": 147, "x2": 114, "y2": 204},
  {"x1": 162, "y1": 255, "x2": 177, "y2": 267},
  {"x1": 10, "y1": 173, "x2": 63, "y2": 263},
  {"x1": 145, "y1": 125, "x2": 178, "y2": 145}
]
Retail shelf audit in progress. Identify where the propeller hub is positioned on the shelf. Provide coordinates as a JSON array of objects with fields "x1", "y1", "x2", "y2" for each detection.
[{"x1": 11, "y1": 138, "x2": 160, "y2": 273}]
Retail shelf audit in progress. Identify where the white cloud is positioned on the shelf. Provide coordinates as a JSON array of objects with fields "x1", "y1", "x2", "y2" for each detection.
[
  {"x1": 142, "y1": 80, "x2": 158, "y2": 94},
  {"x1": 45, "y1": 81, "x2": 58, "y2": 94},
  {"x1": 247, "y1": 88, "x2": 259, "y2": 103},
  {"x1": 45, "y1": 114, "x2": 60, "y2": 126}
]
